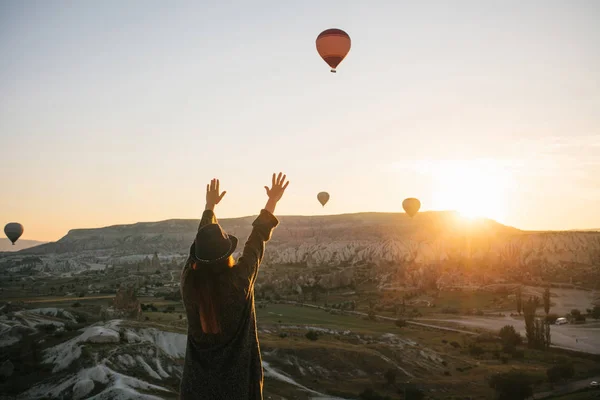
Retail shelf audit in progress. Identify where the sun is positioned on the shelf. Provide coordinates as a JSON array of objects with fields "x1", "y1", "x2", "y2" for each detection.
[{"x1": 429, "y1": 160, "x2": 511, "y2": 222}]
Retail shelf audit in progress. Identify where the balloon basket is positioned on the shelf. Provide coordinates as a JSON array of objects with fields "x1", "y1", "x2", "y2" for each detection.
[{"x1": 330, "y1": 69, "x2": 336, "y2": 73}]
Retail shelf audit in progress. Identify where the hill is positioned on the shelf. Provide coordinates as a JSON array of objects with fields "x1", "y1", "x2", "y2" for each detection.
[
  {"x1": 20, "y1": 211, "x2": 518, "y2": 255},
  {"x1": 8, "y1": 211, "x2": 600, "y2": 288},
  {"x1": 0, "y1": 238, "x2": 47, "y2": 253}
]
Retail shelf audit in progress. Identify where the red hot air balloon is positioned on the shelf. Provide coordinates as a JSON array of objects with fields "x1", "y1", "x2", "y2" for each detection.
[{"x1": 316, "y1": 28, "x2": 351, "y2": 73}]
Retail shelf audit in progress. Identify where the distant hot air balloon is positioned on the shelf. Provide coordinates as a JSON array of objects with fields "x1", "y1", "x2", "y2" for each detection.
[
  {"x1": 317, "y1": 192, "x2": 330, "y2": 207},
  {"x1": 4, "y1": 222, "x2": 24, "y2": 245},
  {"x1": 402, "y1": 198, "x2": 421, "y2": 218},
  {"x1": 316, "y1": 28, "x2": 351, "y2": 73}
]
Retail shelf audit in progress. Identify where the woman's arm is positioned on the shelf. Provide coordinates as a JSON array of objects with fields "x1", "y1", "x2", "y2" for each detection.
[
  {"x1": 237, "y1": 173, "x2": 289, "y2": 288},
  {"x1": 191, "y1": 178, "x2": 227, "y2": 261},
  {"x1": 198, "y1": 178, "x2": 227, "y2": 226}
]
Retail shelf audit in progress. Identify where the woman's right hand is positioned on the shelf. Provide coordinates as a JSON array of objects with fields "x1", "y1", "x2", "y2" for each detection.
[{"x1": 264, "y1": 172, "x2": 289, "y2": 203}]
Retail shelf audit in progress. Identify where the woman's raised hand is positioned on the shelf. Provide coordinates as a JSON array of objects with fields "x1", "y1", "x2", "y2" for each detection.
[
  {"x1": 264, "y1": 172, "x2": 289, "y2": 203},
  {"x1": 205, "y1": 178, "x2": 226, "y2": 210}
]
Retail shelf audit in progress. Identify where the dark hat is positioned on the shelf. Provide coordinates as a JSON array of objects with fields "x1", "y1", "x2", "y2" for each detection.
[{"x1": 192, "y1": 223, "x2": 238, "y2": 264}]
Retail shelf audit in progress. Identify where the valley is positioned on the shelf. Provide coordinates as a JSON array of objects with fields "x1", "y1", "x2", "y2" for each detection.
[{"x1": 1, "y1": 211, "x2": 600, "y2": 399}]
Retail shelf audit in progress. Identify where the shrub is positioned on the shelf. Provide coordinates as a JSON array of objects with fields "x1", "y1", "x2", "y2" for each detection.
[
  {"x1": 499, "y1": 325, "x2": 522, "y2": 352},
  {"x1": 450, "y1": 341, "x2": 461, "y2": 348},
  {"x1": 441, "y1": 307, "x2": 460, "y2": 314},
  {"x1": 547, "y1": 363, "x2": 574, "y2": 384},
  {"x1": 397, "y1": 384, "x2": 425, "y2": 400},
  {"x1": 359, "y1": 388, "x2": 391, "y2": 400},
  {"x1": 72, "y1": 302, "x2": 82, "y2": 308},
  {"x1": 164, "y1": 290, "x2": 182, "y2": 302},
  {"x1": 468, "y1": 344, "x2": 485, "y2": 356},
  {"x1": 64, "y1": 322, "x2": 86, "y2": 331},
  {"x1": 489, "y1": 370, "x2": 534, "y2": 400},
  {"x1": 475, "y1": 332, "x2": 498, "y2": 343},
  {"x1": 278, "y1": 332, "x2": 288, "y2": 338},
  {"x1": 384, "y1": 368, "x2": 397, "y2": 385},
  {"x1": 394, "y1": 319, "x2": 407, "y2": 328},
  {"x1": 500, "y1": 356, "x2": 509, "y2": 364},
  {"x1": 305, "y1": 331, "x2": 319, "y2": 341},
  {"x1": 545, "y1": 313, "x2": 559, "y2": 324},
  {"x1": 512, "y1": 349, "x2": 525, "y2": 359},
  {"x1": 39, "y1": 324, "x2": 57, "y2": 333}
]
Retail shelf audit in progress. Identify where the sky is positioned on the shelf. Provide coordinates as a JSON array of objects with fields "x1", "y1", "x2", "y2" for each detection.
[{"x1": 1, "y1": 0, "x2": 599, "y2": 241}]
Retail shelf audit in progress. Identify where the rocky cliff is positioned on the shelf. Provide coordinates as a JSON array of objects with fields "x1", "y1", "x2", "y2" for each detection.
[{"x1": 16, "y1": 211, "x2": 600, "y2": 288}]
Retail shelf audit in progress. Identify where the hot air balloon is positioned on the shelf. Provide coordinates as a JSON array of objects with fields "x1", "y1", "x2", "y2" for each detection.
[
  {"x1": 317, "y1": 192, "x2": 330, "y2": 207},
  {"x1": 4, "y1": 222, "x2": 24, "y2": 245},
  {"x1": 316, "y1": 28, "x2": 351, "y2": 73},
  {"x1": 402, "y1": 198, "x2": 421, "y2": 218}
]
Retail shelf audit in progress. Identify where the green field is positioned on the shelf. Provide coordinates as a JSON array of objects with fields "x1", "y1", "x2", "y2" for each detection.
[{"x1": 257, "y1": 303, "x2": 400, "y2": 334}]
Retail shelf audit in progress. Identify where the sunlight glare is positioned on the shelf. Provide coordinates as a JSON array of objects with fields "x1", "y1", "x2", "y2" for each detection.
[{"x1": 428, "y1": 160, "x2": 512, "y2": 222}]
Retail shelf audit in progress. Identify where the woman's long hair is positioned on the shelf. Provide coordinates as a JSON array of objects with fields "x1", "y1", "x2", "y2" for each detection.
[{"x1": 191, "y1": 256, "x2": 238, "y2": 334}]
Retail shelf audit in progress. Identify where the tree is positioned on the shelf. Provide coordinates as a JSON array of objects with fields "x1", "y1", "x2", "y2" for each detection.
[
  {"x1": 592, "y1": 305, "x2": 600, "y2": 320},
  {"x1": 489, "y1": 371, "x2": 534, "y2": 400},
  {"x1": 499, "y1": 325, "x2": 522, "y2": 352},
  {"x1": 543, "y1": 286, "x2": 551, "y2": 315},
  {"x1": 524, "y1": 296, "x2": 550, "y2": 350},
  {"x1": 516, "y1": 286, "x2": 523, "y2": 315},
  {"x1": 151, "y1": 252, "x2": 161, "y2": 269},
  {"x1": 570, "y1": 309, "x2": 586, "y2": 323},
  {"x1": 311, "y1": 287, "x2": 318, "y2": 303},
  {"x1": 368, "y1": 309, "x2": 376, "y2": 321},
  {"x1": 523, "y1": 297, "x2": 536, "y2": 346},
  {"x1": 384, "y1": 369, "x2": 397, "y2": 385}
]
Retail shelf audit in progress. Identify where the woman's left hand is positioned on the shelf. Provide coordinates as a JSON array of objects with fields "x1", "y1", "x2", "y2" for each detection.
[{"x1": 206, "y1": 178, "x2": 226, "y2": 210}]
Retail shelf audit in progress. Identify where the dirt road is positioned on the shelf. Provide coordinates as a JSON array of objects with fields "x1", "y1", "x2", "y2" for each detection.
[
  {"x1": 285, "y1": 301, "x2": 600, "y2": 355},
  {"x1": 418, "y1": 316, "x2": 600, "y2": 355},
  {"x1": 17, "y1": 295, "x2": 114, "y2": 304}
]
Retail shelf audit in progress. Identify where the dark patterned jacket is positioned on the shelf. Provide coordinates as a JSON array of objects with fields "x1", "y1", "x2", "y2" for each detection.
[{"x1": 179, "y1": 209, "x2": 279, "y2": 400}]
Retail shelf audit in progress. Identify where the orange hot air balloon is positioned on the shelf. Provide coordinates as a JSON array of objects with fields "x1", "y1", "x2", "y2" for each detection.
[
  {"x1": 316, "y1": 28, "x2": 351, "y2": 73},
  {"x1": 402, "y1": 198, "x2": 421, "y2": 218},
  {"x1": 317, "y1": 192, "x2": 330, "y2": 207}
]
